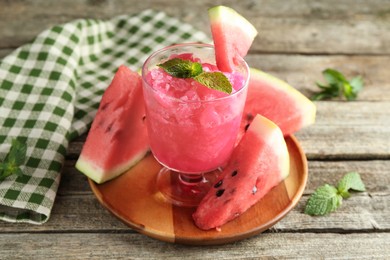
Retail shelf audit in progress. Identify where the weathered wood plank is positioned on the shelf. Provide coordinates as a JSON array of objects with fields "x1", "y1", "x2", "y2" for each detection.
[
  {"x1": 296, "y1": 102, "x2": 390, "y2": 159},
  {"x1": 59, "y1": 159, "x2": 390, "y2": 195},
  {"x1": 1, "y1": 166, "x2": 388, "y2": 233},
  {"x1": 1, "y1": 0, "x2": 389, "y2": 54},
  {"x1": 276, "y1": 194, "x2": 389, "y2": 231},
  {"x1": 0, "y1": 232, "x2": 389, "y2": 259},
  {"x1": 66, "y1": 101, "x2": 390, "y2": 160},
  {"x1": 306, "y1": 160, "x2": 390, "y2": 195},
  {"x1": 250, "y1": 16, "x2": 390, "y2": 54},
  {"x1": 1, "y1": 193, "x2": 388, "y2": 233},
  {"x1": 245, "y1": 54, "x2": 390, "y2": 101},
  {"x1": 2, "y1": 50, "x2": 389, "y2": 101},
  {"x1": 0, "y1": 48, "x2": 14, "y2": 59},
  {"x1": 2, "y1": 51, "x2": 388, "y2": 101}
]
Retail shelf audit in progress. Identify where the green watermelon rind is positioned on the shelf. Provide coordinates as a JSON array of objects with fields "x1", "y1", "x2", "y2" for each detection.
[{"x1": 76, "y1": 150, "x2": 148, "y2": 184}]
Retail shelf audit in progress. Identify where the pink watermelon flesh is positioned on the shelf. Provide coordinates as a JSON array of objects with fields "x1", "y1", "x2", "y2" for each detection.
[
  {"x1": 238, "y1": 68, "x2": 316, "y2": 142},
  {"x1": 76, "y1": 65, "x2": 149, "y2": 184},
  {"x1": 193, "y1": 114, "x2": 290, "y2": 230},
  {"x1": 208, "y1": 6, "x2": 258, "y2": 72}
]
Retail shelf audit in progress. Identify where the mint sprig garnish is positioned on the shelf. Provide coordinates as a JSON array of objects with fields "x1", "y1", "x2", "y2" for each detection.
[
  {"x1": 311, "y1": 69, "x2": 364, "y2": 101},
  {"x1": 0, "y1": 139, "x2": 27, "y2": 181},
  {"x1": 157, "y1": 58, "x2": 233, "y2": 94},
  {"x1": 157, "y1": 58, "x2": 203, "y2": 78},
  {"x1": 304, "y1": 172, "x2": 366, "y2": 216},
  {"x1": 194, "y1": 72, "x2": 233, "y2": 94}
]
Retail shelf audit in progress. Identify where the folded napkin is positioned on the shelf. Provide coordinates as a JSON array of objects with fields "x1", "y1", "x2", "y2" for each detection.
[{"x1": 0, "y1": 9, "x2": 209, "y2": 224}]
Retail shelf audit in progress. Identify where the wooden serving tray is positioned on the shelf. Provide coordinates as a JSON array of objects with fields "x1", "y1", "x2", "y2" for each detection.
[{"x1": 88, "y1": 135, "x2": 308, "y2": 245}]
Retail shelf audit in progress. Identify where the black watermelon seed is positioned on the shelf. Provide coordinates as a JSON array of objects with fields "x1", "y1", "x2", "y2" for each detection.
[
  {"x1": 101, "y1": 102, "x2": 110, "y2": 110},
  {"x1": 246, "y1": 113, "x2": 254, "y2": 121},
  {"x1": 216, "y1": 189, "x2": 225, "y2": 197},
  {"x1": 105, "y1": 122, "x2": 114, "y2": 133},
  {"x1": 244, "y1": 123, "x2": 250, "y2": 132},
  {"x1": 214, "y1": 180, "x2": 223, "y2": 188},
  {"x1": 231, "y1": 170, "x2": 238, "y2": 177}
]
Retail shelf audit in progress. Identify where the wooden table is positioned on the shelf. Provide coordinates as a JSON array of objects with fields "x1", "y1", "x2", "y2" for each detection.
[{"x1": 1, "y1": 0, "x2": 389, "y2": 259}]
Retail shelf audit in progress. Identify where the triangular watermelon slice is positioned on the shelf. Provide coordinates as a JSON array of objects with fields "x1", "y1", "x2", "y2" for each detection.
[
  {"x1": 238, "y1": 68, "x2": 316, "y2": 141},
  {"x1": 193, "y1": 114, "x2": 290, "y2": 230},
  {"x1": 76, "y1": 65, "x2": 149, "y2": 184},
  {"x1": 208, "y1": 6, "x2": 258, "y2": 72}
]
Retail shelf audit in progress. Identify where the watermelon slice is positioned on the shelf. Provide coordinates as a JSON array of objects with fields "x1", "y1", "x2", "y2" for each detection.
[
  {"x1": 193, "y1": 114, "x2": 290, "y2": 230},
  {"x1": 208, "y1": 5, "x2": 258, "y2": 72},
  {"x1": 239, "y1": 68, "x2": 316, "y2": 140},
  {"x1": 76, "y1": 65, "x2": 149, "y2": 184}
]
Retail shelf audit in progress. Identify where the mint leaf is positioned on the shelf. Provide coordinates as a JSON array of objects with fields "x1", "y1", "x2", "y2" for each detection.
[
  {"x1": 0, "y1": 139, "x2": 27, "y2": 181},
  {"x1": 157, "y1": 58, "x2": 234, "y2": 94},
  {"x1": 305, "y1": 172, "x2": 366, "y2": 216},
  {"x1": 337, "y1": 172, "x2": 366, "y2": 198},
  {"x1": 311, "y1": 82, "x2": 339, "y2": 100},
  {"x1": 9, "y1": 139, "x2": 27, "y2": 166},
  {"x1": 194, "y1": 72, "x2": 233, "y2": 94},
  {"x1": 323, "y1": 69, "x2": 347, "y2": 85},
  {"x1": 348, "y1": 76, "x2": 364, "y2": 100},
  {"x1": 304, "y1": 184, "x2": 343, "y2": 216},
  {"x1": 311, "y1": 68, "x2": 363, "y2": 101},
  {"x1": 157, "y1": 58, "x2": 203, "y2": 78}
]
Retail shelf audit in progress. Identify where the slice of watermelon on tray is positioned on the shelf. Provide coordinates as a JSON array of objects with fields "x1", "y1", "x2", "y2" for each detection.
[
  {"x1": 76, "y1": 65, "x2": 149, "y2": 184},
  {"x1": 238, "y1": 68, "x2": 316, "y2": 141},
  {"x1": 193, "y1": 114, "x2": 290, "y2": 230}
]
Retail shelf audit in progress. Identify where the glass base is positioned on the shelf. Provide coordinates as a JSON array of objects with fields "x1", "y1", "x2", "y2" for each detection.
[{"x1": 156, "y1": 167, "x2": 221, "y2": 207}]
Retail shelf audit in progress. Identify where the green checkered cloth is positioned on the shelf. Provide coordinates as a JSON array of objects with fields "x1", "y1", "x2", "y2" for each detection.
[{"x1": 0, "y1": 9, "x2": 209, "y2": 224}]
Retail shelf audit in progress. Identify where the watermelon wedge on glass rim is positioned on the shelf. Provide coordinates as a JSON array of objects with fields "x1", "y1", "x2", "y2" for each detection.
[
  {"x1": 76, "y1": 65, "x2": 149, "y2": 184},
  {"x1": 208, "y1": 6, "x2": 315, "y2": 137},
  {"x1": 208, "y1": 5, "x2": 258, "y2": 72}
]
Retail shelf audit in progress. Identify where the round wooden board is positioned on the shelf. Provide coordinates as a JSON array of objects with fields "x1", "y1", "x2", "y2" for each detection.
[{"x1": 88, "y1": 135, "x2": 308, "y2": 245}]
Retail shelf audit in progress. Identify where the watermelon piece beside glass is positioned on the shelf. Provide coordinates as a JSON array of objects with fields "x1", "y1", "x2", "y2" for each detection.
[
  {"x1": 76, "y1": 65, "x2": 149, "y2": 184},
  {"x1": 193, "y1": 114, "x2": 290, "y2": 230},
  {"x1": 239, "y1": 68, "x2": 316, "y2": 141}
]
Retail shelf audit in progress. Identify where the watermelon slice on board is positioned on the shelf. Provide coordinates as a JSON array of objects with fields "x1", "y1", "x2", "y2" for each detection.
[
  {"x1": 238, "y1": 68, "x2": 316, "y2": 141},
  {"x1": 208, "y1": 5, "x2": 258, "y2": 72},
  {"x1": 76, "y1": 65, "x2": 149, "y2": 184},
  {"x1": 193, "y1": 114, "x2": 290, "y2": 230}
]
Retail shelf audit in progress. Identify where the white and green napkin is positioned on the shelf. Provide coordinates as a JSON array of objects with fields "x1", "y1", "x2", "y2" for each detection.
[{"x1": 0, "y1": 9, "x2": 208, "y2": 224}]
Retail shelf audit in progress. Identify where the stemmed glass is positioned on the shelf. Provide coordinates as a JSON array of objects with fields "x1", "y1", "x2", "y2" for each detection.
[{"x1": 142, "y1": 43, "x2": 249, "y2": 206}]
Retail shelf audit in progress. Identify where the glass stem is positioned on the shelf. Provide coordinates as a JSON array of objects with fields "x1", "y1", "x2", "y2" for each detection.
[{"x1": 179, "y1": 173, "x2": 204, "y2": 186}]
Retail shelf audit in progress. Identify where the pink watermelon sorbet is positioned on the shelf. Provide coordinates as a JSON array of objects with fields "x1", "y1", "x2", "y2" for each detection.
[{"x1": 142, "y1": 44, "x2": 249, "y2": 173}]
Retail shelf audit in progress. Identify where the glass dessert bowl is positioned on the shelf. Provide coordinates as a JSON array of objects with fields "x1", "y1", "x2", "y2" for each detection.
[{"x1": 142, "y1": 43, "x2": 249, "y2": 207}]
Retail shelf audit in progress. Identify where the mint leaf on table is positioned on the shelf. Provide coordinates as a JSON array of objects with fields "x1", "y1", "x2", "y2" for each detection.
[
  {"x1": 304, "y1": 172, "x2": 366, "y2": 216},
  {"x1": 304, "y1": 184, "x2": 342, "y2": 216},
  {"x1": 0, "y1": 139, "x2": 27, "y2": 181},
  {"x1": 157, "y1": 58, "x2": 233, "y2": 94},
  {"x1": 311, "y1": 69, "x2": 364, "y2": 101},
  {"x1": 337, "y1": 172, "x2": 366, "y2": 199}
]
